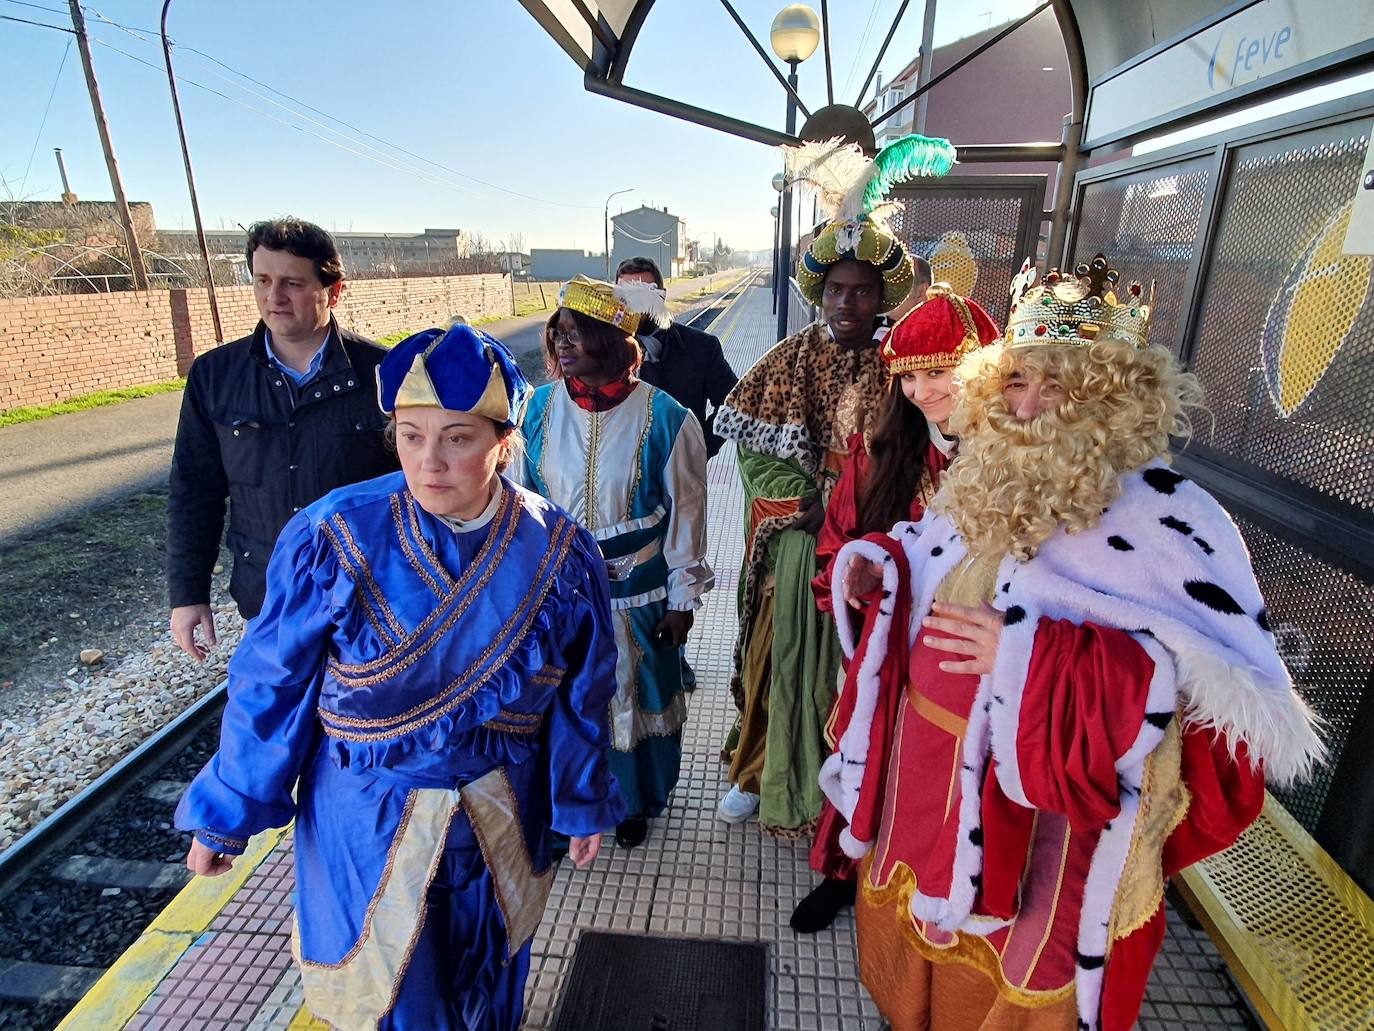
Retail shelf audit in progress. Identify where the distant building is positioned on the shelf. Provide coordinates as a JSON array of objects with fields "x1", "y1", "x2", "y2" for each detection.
[
  {"x1": 528, "y1": 248, "x2": 606, "y2": 281},
  {"x1": 158, "y1": 226, "x2": 474, "y2": 277},
  {"x1": 6, "y1": 199, "x2": 160, "y2": 287},
  {"x1": 611, "y1": 205, "x2": 689, "y2": 278},
  {"x1": 862, "y1": 9, "x2": 1070, "y2": 182}
]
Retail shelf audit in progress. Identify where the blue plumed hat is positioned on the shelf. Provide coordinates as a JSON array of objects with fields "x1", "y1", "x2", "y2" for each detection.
[{"x1": 376, "y1": 323, "x2": 531, "y2": 428}]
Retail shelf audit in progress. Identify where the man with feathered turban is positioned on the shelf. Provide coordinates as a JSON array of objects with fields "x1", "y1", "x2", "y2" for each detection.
[
  {"x1": 824, "y1": 256, "x2": 1324, "y2": 1030},
  {"x1": 712, "y1": 134, "x2": 956, "y2": 834}
]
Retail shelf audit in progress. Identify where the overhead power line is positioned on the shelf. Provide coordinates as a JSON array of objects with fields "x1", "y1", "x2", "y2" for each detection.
[
  {"x1": 19, "y1": 37, "x2": 71, "y2": 195},
  {"x1": 88, "y1": 37, "x2": 484, "y2": 197},
  {"x1": 70, "y1": 3, "x2": 598, "y2": 211},
  {"x1": 0, "y1": 11, "x2": 71, "y2": 31}
]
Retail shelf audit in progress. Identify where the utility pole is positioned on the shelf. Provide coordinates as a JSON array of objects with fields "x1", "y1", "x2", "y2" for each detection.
[
  {"x1": 69, "y1": 0, "x2": 149, "y2": 290},
  {"x1": 161, "y1": 0, "x2": 222, "y2": 341},
  {"x1": 914, "y1": 0, "x2": 938, "y2": 136}
]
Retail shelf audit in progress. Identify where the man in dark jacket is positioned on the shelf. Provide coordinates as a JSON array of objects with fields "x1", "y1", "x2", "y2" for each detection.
[
  {"x1": 168, "y1": 218, "x2": 396, "y2": 660},
  {"x1": 615, "y1": 257, "x2": 738, "y2": 458}
]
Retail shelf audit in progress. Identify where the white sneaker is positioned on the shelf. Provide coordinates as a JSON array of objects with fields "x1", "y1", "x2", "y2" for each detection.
[{"x1": 717, "y1": 784, "x2": 760, "y2": 824}]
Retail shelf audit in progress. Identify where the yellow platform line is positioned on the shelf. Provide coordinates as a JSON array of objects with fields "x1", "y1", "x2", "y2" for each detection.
[
  {"x1": 56, "y1": 825, "x2": 290, "y2": 1031},
  {"x1": 288, "y1": 1003, "x2": 330, "y2": 1029},
  {"x1": 707, "y1": 275, "x2": 760, "y2": 345}
]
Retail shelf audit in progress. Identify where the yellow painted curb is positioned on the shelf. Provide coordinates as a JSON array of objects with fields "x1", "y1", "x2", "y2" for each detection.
[
  {"x1": 56, "y1": 825, "x2": 290, "y2": 1030},
  {"x1": 55, "y1": 931, "x2": 196, "y2": 1031},
  {"x1": 148, "y1": 826, "x2": 289, "y2": 935},
  {"x1": 288, "y1": 1003, "x2": 331, "y2": 1029}
]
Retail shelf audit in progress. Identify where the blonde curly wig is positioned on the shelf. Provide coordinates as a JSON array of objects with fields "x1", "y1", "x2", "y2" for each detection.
[{"x1": 932, "y1": 339, "x2": 1203, "y2": 561}]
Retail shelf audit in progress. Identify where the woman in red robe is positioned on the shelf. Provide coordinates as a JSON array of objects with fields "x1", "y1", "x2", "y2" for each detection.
[{"x1": 791, "y1": 284, "x2": 1001, "y2": 933}]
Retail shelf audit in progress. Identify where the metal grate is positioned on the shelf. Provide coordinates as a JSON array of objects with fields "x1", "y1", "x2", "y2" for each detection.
[
  {"x1": 1072, "y1": 158, "x2": 1213, "y2": 356},
  {"x1": 1189, "y1": 123, "x2": 1374, "y2": 511},
  {"x1": 1186, "y1": 799, "x2": 1374, "y2": 1030},
  {"x1": 1233, "y1": 516, "x2": 1372, "y2": 835},
  {"x1": 551, "y1": 932, "x2": 767, "y2": 1031},
  {"x1": 888, "y1": 181, "x2": 1043, "y2": 328}
]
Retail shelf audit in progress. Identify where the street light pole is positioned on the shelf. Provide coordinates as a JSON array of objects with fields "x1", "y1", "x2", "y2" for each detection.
[
  {"x1": 70, "y1": 0, "x2": 149, "y2": 291},
  {"x1": 776, "y1": 61, "x2": 800, "y2": 343},
  {"x1": 604, "y1": 187, "x2": 633, "y2": 278},
  {"x1": 160, "y1": 0, "x2": 222, "y2": 343}
]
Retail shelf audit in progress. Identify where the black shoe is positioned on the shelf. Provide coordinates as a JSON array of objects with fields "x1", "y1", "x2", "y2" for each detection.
[
  {"x1": 789, "y1": 876, "x2": 857, "y2": 933},
  {"x1": 615, "y1": 817, "x2": 649, "y2": 849},
  {"x1": 681, "y1": 654, "x2": 697, "y2": 692}
]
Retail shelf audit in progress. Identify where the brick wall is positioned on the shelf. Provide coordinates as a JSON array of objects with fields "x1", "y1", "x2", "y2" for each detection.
[{"x1": 0, "y1": 273, "x2": 512, "y2": 412}]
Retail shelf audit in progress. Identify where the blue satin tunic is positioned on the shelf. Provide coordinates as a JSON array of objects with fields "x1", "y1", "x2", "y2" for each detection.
[{"x1": 177, "y1": 472, "x2": 624, "y2": 1030}]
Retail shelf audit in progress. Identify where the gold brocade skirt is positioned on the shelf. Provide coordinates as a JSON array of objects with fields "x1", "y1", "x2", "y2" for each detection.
[{"x1": 855, "y1": 856, "x2": 1079, "y2": 1031}]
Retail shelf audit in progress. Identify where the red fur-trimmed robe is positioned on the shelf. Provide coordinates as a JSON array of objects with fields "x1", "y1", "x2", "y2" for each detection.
[
  {"x1": 809, "y1": 433, "x2": 948, "y2": 880},
  {"x1": 821, "y1": 461, "x2": 1323, "y2": 1030}
]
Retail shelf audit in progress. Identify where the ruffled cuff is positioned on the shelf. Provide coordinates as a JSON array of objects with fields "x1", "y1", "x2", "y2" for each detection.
[
  {"x1": 550, "y1": 793, "x2": 626, "y2": 839},
  {"x1": 193, "y1": 828, "x2": 248, "y2": 856}
]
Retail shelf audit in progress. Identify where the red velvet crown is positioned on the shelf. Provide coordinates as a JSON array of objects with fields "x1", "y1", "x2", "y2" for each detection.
[{"x1": 881, "y1": 283, "x2": 1000, "y2": 373}]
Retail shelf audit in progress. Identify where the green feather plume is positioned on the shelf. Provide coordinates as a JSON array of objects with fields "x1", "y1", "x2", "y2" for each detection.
[{"x1": 862, "y1": 133, "x2": 957, "y2": 213}]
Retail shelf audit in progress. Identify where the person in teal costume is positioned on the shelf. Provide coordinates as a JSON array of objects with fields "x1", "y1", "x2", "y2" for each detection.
[
  {"x1": 518, "y1": 276, "x2": 713, "y2": 849},
  {"x1": 176, "y1": 324, "x2": 624, "y2": 1031}
]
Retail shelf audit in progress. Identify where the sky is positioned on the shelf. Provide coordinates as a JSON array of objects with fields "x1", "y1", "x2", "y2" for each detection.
[{"x1": 0, "y1": 0, "x2": 1039, "y2": 255}]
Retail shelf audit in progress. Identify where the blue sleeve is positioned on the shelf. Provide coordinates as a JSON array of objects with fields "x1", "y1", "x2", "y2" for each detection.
[
  {"x1": 175, "y1": 513, "x2": 337, "y2": 853},
  {"x1": 545, "y1": 527, "x2": 627, "y2": 836}
]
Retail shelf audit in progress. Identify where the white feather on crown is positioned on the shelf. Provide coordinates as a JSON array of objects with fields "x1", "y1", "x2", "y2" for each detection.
[{"x1": 612, "y1": 279, "x2": 672, "y2": 330}]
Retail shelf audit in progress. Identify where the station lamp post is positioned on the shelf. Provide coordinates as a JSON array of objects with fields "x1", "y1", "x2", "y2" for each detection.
[
  {"x1": 770, "y1": 4, "x2": 820, "y2": 341},
  {"x1": 771, "y1": 172, "x2": 786, "y2": 312},
  {"x1": 770, "y1": 203, "x2": 782, "y2": 313}
]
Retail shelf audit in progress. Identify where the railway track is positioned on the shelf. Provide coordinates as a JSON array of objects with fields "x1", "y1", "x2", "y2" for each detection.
[{"x1": 0, "y1": 686, "x2": 226, "y2": 1030}]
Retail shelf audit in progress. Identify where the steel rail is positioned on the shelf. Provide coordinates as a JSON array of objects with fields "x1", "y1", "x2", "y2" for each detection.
[{"x1": 0, "y1": 681, "x2": 227, "y2": 897}]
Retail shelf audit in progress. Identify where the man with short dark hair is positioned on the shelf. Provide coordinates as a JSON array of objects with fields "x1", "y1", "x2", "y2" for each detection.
[
  {"x1": 885, "y1": 254, "x2": 932, "y2": 323},
  {"x1": 713, "y1": 208, "x2": 918, "y2": 835},
  {"x1": 168, "y1": 218, "x2": 396, "y2": 659},
  {"x1": 615, "y1": 256, "x2": 738, "y2": 458}
]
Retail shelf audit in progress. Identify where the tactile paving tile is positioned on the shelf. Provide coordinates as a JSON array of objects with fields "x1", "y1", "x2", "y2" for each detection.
[{"x1": 123, "y1": 284, "x2": 1258, "y2": 1030}]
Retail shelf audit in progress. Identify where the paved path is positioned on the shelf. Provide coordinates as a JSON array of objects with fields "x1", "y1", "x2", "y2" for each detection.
[
  {"x1": 0, "y1": 392, "x2": 184, "y2": 547},
  {"x1": 0, "y1": 274, "x2": 747, "y2": 548}
]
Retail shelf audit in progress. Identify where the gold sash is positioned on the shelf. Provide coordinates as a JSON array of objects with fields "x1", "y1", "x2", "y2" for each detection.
[{"x1": 295, "y1": 767, "x2": 553, "y2": 1029}]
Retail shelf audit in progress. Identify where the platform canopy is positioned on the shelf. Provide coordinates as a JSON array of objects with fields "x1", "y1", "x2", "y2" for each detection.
[{"x1": 516, "y1": 0, "x2": 1374, "y2": 153}]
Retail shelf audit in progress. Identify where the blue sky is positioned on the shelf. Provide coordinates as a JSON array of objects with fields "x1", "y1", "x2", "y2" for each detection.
[{"x1": 1, "y1": 1, "x2": 1036, "y2": 254}]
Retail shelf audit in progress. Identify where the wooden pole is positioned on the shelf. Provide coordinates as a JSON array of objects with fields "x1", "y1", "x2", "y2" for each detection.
[
  {"x1": 69, "y1": 0, "x2": 149, "y2": 290},
  {"x1": 161, "y1": 0, "x2": 222, "y2": 341}
]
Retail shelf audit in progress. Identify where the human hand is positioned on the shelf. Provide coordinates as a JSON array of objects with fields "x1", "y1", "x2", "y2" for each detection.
[
  {"x1": 568, "y1": 834, "x2": 602, "y2": 868},
  {"x1": 920, "y1": 602, "x2": 1004, "y2": 675},
  {"x1": 186, "y1": 838, "x2": 236, "y2": 877},
  {"x1": 794, "y1": 496, "x2": 825, "y2": 535},
  {"x1": 841, "y1": 557, "x2": 884, "y2": 609},
  {"x1": 171, "y1": 604, "x2": 217, "y2": 662},
  {"x1": 653, "y1": 610, "x2": 694, "y2": 649}
]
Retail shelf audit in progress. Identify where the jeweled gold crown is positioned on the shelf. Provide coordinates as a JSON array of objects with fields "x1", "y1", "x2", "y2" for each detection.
[
  {"x1": 559, "y1": 275, "x2": 669, "y2": 337},
  {"x1": 1004, "y1": 254, "x2": 1153, "y2": 350}
]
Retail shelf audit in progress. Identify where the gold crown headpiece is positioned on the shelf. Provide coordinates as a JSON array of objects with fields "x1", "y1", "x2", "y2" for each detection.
[
  {"x1": 559, "y1": 275, "x2": 670, "y2": 337},
  {"x1": 1003, "y1": 254, "x2": 1153, "y2": 350}
]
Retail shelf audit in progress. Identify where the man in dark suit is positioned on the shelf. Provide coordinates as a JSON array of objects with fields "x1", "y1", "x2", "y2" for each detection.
[{"x1": 615, "y1": 257, "x2": 738, "y2": 458}]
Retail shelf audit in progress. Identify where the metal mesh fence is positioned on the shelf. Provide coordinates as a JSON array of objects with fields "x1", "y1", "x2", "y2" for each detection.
[
  {"x1": 1190, "y1": 122, "x2": 1374, "y2": 511},
  {"x1": 887, "y1": 186, "x2": 1040, "y2": 328},
  {"x1": 1236, "y1": 516, "x2": 1373, "y2": 834},
  {"x1": 1072, "y1": 158, "x2": 1213, "y2": 356}
]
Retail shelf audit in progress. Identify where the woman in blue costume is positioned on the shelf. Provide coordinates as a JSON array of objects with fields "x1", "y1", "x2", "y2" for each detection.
[
  {"x1": 519, "y1": 276, "x2": 713, "y2": 849},
  {"x1": 176, "y1": 324, "x2": 625, "y2": 1031}
]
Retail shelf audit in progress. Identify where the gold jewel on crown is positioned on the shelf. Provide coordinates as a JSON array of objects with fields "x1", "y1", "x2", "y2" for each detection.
[
  {"x1": 1003, "y1": 254, "x2": 1153, "y2": 350},
  {"x1": 559, "y1": 276, "x2": 643, "y2": 336}
]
